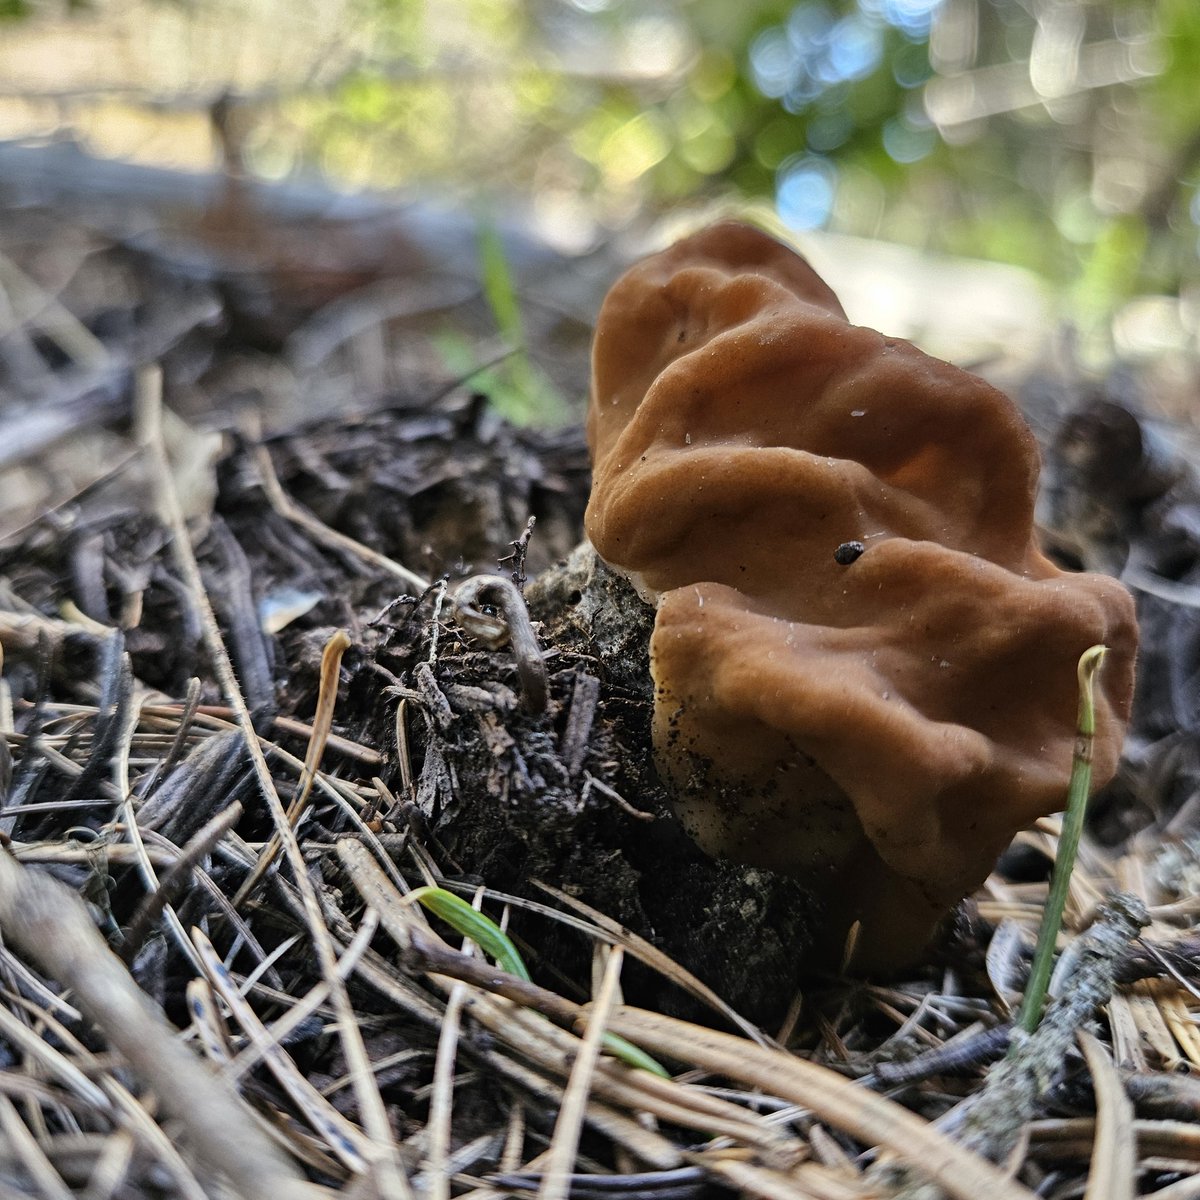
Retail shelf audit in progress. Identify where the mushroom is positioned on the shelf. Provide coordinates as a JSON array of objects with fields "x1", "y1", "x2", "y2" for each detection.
[{"x1": 584, "y1": 221, "x2": 1138, "y2": 968}]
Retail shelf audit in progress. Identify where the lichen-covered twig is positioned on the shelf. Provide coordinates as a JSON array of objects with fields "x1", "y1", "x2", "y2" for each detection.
[{"x1": 952, "y1": 893, "x2": 1149, "y2": 1164}]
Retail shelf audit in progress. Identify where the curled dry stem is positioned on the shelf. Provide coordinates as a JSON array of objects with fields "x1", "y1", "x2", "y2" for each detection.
[
  {"x1": 453, "y1": 574, "x2": 548, "y2": 713},
  {"x1": 232, "y1": 626, "x2": 352, "y2": 905}
]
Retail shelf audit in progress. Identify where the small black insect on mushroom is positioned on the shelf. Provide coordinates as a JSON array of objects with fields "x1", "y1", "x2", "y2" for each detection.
[{"x1": 834, "y1": 541, "x2": 865, "y2": 565}]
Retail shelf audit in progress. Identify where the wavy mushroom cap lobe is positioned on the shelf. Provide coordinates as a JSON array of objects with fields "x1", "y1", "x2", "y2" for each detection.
[{"x1": 585, "y1": 221, "x2": 1137, "y2": 968}]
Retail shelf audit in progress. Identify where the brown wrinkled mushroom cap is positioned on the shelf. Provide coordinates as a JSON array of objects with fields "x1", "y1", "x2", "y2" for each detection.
[{"x1": 585, "y1": 221, "x2": 1137, "y2": 969}]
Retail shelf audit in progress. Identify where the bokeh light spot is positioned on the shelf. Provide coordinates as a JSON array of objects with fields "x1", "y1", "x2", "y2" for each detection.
[
  {"x1": 599, "y1": 112, "x2": 671, "y2": 184},
  {"x1": 807, "y1": 109, "x2": 854, "y2": 152},
  {"x1": 882, "y1": 116, "x2": 935, "y2": 162},
  {"x1": 862, "y1": 0, "x2": 943, "y2": 40},
  {"x1": 777, "y1": 153, "x2": 837, "y2": 229},
  {"x1": 750, "y1": 28, "x2": 795, "y2": 99},
  {"x1": 823, "y1": 16, "x2": 883, "y2": 83}
]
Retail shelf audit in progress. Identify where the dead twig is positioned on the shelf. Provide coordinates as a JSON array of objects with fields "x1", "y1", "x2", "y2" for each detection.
[
  {"x1": 137, "y1": 365, "x2": 412, "y2": 1198},
  {"x1": 251, "y1": 436, "x2": 430, "y2": 592},
  {"x1": 120, "y1": 800, "x2": 244, "y2": 964},
  {"x1": 540, "y1": 947, "x2": 627, "y2": 1200},
  {"x1": 1079, "y1": 1029, "x2": 1134, "y2": 1200},
  {"x1": 604, "y1": 1008, "x2": 1038, "y2": 1200},
  {"x1": 951, "y1": 893, "x2": 1150, "y2": 1164},
  {"x1": 0, "y1": 845, "x2": 308, "y2": 1198}
]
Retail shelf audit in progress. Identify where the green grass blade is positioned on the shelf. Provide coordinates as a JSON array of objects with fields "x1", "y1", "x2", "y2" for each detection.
[
  {"x1": 477, "y1": 222, "x2": 525, "y2": 348},
  {"x1": 600, "y1": 1032, "x2": 670, "y2": 1078},
  {"x1": 1016, "y1": 644, "x2": 1108, "y2": 1035},
  {"x1": 409, "y1": 886, "x2": 531, "y2": 982},
  {"x1": 409, "y1": 887, "x2": 669, "y2": 1074},
  {"x1": 473, "y1": 220, "x2": 564, "y2": 424}
]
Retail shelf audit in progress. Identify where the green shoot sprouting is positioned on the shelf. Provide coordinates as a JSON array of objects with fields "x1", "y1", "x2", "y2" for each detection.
[
  {"x1": 409, "y1": 886, "x2": 669, "y2": 1077},
  {"x1": 1015, "y1": 644, "x2": 1108, "y2": 1035},
  {"x1": 410, "y1": 886, "x2": 531, "y2": 981}
]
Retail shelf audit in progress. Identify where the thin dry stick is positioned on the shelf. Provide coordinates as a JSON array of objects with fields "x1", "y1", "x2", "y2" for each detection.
[
  {"x1": 539, "y1": 947, "x2": 628, "y2": 1200},
  {"x1": 590, "y1": 1061, "x2": 791, "y2": 1150},
  {"x1": 1028, "y1": 1116, "x2": 1200, "y2": 1161},
  {"x1": 190, "y1": 927, "x2": 372, "y2": 1173},
  {"x1": 533, "y1": 881, "x2": 776, "y2": 1048},
  {"x1": 425, "y1": 982, "x2": 467, "y2": 1200},
  {"x1": 699, "y1": 1155, "x2": 864, "y2": 1200},
  {"x1": 1079, "y1": 1030, "x2": 1134, "y2": 1200},
  {"x1": 100, "y1": 1079, "x2": 212, "y2": 1200},
  {"x1": 1159, "y1": 989, "x2": 1200, "y2": 1066},
  {"x1": 337, "y1": 840, "x2": 794, "y2": 1154},
  {"x1": 233, "y1": 627, "x2": 352, "y2": 905},
  {"x1": 500, "y1": 1105, "x2": 527, "y2": 1177},
  {"x1": 114, "y1": 683, "x2": 205, "y2": 972},
  {"x1": 0, "y1": 1001, "x2": 108, "y2": 1111},
  {"x1": 350, "y1": 951, "x2": 684, "y2": 1173},
  {"x1": 0, "y1": 1092, "x2": 74, "y2": 1200},
  {"x1": 423, "y1": 891, "x2": 487, "y2": 1200},
  {"x1": 140, "y1": 703, "x2": 399, "y2": 891},
  {"x1": 339, "y1": 845, "x2": 753, "y2": 1167},
  {"x1": 221, "y1": 908, "x2": 380, "y2": 1087},
  {"x1": 365, "y1": 893, "x2": 796, "y2": 1154},
  {"x1": 470, "y1": 997, "x2": 797, "y2": 1157},
  {"x1": 269, "y1": 713, "x2": 382, "y2": 765},
  {"x1": 145, "y1": 676, "x2": 203, "y2": 789},
  {"x1": 338, "y1": 841, "x2": 575, "y2": 1024},
  {"x1": 10, "y1": 842, "x2": 177, "y2": 868},
  {"x1": 141, "y1": 700, "x2": 381, "y2": 766},
  {"x1": 0, "y1": 950, "x2": 80, "y2": 1022},
  {"x1": 252, "y1": 438, "x2": 430, "y2": 592},
  {"x1": 137, "y1": 366, "x2": 412, "y2": 1199},
  {"x1": 0, "y1": 846, "x2": 307, "y2": 1197},
  {"x1": 121, "y1": 800, "x2": 244, "y2": 963},
  {"x1": 189, "y1": 976, "x2": 235, "y2": 1065},
  {"x1": 81, "y1": 1127, "x2": 137, "y2": 1200},
  {"x1": 0, "y1": 252, "x2": 111, "y2": 369},
  {"x1": 605, "y1": 1008, "x2": 1039, "y2": 1200}
]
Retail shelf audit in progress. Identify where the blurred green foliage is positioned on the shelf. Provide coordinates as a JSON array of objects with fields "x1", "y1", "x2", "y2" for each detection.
[
  {"x1": 275, "y1": 0, "x2": 1198, "y2": 329},
  {"x1": 13, "y1": 0, "x2": 1193, "y2": 328},
  {"x1": 432, "y1": 220, "x2": 567, "y2": 425}
]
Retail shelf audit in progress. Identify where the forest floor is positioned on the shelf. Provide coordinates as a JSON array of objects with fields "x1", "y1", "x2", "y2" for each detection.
[{"x1": 1, "y1": 152, "x2": 1200, "y2": 1200}]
